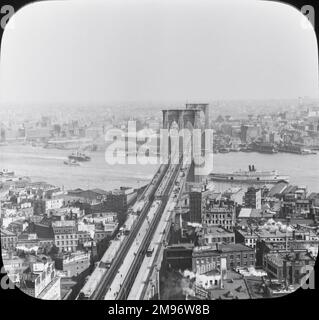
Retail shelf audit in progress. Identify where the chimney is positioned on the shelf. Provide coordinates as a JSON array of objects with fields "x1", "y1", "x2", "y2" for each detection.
[{"x1": 249, "y1": 165, "x2": 251, "y2": 172}]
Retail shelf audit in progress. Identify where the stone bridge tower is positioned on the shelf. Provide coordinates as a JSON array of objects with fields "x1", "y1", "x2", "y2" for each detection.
[{"x1": 162, "y1": 103, "x2": 212, "y2": 182}]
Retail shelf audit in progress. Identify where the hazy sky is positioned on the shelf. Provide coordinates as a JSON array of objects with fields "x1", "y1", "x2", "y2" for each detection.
[{"x1": 0, "y1": 0, "x2": 318, "y2": 106}]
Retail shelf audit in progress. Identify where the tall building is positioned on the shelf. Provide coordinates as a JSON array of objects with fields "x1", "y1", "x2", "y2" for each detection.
[
  {"x1": 244, "y1": 187, "x2": 261, "y2": 209},
  {"x1": 188, "y1": 182, "x2": 214, "y2": 223},
  {"x1": 104, "y1": 189, "x2": 127, "y2": 214},
  {"x1": 240, "y1": 125, "x2": 260, "y2": 143},
  {"x1": 189, "y1": 191, "x2": 202, "y2": 223}
]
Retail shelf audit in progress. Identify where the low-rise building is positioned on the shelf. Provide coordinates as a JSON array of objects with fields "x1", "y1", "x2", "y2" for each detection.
[
  {"x1": 202, "y1": 199, "x2": 236, "y2": 231},
  {"x1": 45, "y1": 198, "x2": 64, "y2": 212},
  {"x1": 54, "y1": 251, "x2": 91, "y2": 277},
  {"x1": 1, "y1": 228, "x2": 18, "y2": 250},
  {"x1": 192, "y1": 243, "x2": 255, "y2": 274},
  {"x1": 198, "y1": 226, "x2": 235, "y2": 246},
  {"x1": 235, "y1": 228, "x2": 258, "y2": 249},
  {"x1": 263, "y1": 251, "x2": 315, "y2": 286},
  {"x1": 20, "y1": 261, "x2": 61, "y2": 300},
  {"x1": 52, "y1": 220, "x2": 78, "y2": 252}
]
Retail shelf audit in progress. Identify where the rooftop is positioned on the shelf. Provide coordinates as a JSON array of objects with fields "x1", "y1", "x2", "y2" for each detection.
[
  {"x1": 52, "y1": 220, "x2": 76, "y2": 228},
  {"x1": 265, "y1": 252, "x2": 314, "y2": 267},
  {"x1": 209, "y1": 274, "x2": 250, "y2": 300},
  {"x1": 267, "y1": 182, "x2": 289, "y2": 197},
  {"x1": 1, "y1": 228, "x2": 17, "y2": 237},
  {"x1": 193, "y1": 243, "x2": 253, "y2": 254},
  {"x1": 238, "y1": 208, "x2": 263, "y2": 219},
  {"x1": 204, "y1": 226, "x2": 234, "y2": 236}
]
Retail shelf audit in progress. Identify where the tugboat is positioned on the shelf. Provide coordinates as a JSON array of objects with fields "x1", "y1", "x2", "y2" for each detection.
[
  {"x1": 64, "y1": 159, "x2": 80, "y2": 166},
  {"x1": 68, "y1": 151, "x2": 91, "y2": 162},
  {"x1": 219, "y1": 147, "x2": 230, "y2": 153}
]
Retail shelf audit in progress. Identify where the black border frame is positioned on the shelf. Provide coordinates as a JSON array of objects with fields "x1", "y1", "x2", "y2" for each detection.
[{"x1": 0, "y1": 0, "x2": 318, "y2": 318}]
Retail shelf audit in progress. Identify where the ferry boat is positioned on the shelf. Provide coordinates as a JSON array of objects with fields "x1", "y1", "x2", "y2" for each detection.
[
  {"x1": 68, "y1": 152, "x2": 91, "y2": 162},
  {"x1": 210, "y1": 165, "x2": 289, "y2": 184}
]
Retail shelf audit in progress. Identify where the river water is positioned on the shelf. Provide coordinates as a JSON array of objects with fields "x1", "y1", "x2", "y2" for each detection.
[{"x1": 1, "y1": 145, "x2": 319, "y2": 192}]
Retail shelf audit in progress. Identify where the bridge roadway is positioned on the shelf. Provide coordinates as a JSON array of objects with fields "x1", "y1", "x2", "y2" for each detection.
[
  {"x1": 114, "y1": 161, "x2": 182, "y2": 299},
  {"x1": 128, "y1": 161, "x2": 191, "y2": 299},
  {"x1": 89, "y1": 164, "x2": 169, "y2": 300},
  {"x1": 127, "y1": 200, "x2": 175, "y2": 300}
]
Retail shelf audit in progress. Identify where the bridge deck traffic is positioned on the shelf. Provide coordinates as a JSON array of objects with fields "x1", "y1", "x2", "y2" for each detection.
[
  {"x1": 127, "y1": 167, "x2": 188, "y2": 299},
  {"x1": 104, "y1": 200, "x2": 161, "y2": 299}
]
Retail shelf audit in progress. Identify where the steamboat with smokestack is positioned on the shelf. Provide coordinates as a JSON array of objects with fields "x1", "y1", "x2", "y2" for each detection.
[{"x1": 210, "y1": 165, "x2": 289, "y2": 184}]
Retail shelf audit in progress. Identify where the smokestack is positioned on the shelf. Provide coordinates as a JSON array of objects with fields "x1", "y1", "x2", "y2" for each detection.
[
  {"x1": 252, "y1": 165, "x2": 255, "y2": 171},
  {"x1": 220, "y1": 276, "x2": 224, "y2": 289},
  {"x1": 249, "y1": 165, "x2": 251, "y2": 172}
]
